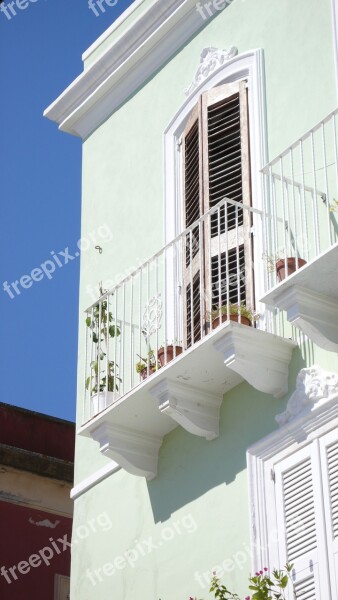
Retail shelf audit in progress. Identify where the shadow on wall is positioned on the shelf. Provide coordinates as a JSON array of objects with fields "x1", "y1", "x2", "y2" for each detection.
[{"x1": 147, "y1": 344, "x2": 309, "y2": 523}]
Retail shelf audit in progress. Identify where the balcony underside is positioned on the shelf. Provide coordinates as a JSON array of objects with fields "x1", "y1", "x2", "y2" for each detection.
[
  {"x1": 261, "y1": 243, "x2": 338, "y2": 352},
  {"x1": 79, "y1": 322, "x2": 295, "y2": 480}
]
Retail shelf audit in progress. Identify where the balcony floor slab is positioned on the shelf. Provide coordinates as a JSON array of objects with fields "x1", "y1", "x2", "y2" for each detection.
[
  {"x1": 261, "y1": 243, "x2": 338, "y2": 306},
  {"x1": 79, "y1": 321, "x2": 295, "y2": 479},
  {"x1": 261, "y1": 243, "x2": 338, "y2": 351}
]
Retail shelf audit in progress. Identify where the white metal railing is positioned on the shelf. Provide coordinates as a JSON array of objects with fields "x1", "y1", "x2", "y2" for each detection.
[
  {"x1": 84, "y1": 198, "x2": 265, "y2": 419},
  {"x1": 262, "y1": 108, "x2": 338, "y2": 289}
]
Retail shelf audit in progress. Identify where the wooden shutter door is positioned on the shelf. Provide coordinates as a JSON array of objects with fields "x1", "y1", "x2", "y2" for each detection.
[
  {"x1": 274, "y1": 444, "x2": 331, "y2": 600},
  {"x1": 182, "y1": 101, "x2": 204, "y2": 347},
  {"x1": 201, "y1": 80, "x2": 253, "y2": 319},
  {"x1": 320, "y1": 429, "x2": 338, "y2": 600}
]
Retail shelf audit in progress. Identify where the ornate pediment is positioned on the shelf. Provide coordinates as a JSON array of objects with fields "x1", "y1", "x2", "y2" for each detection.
[
  {"x1": 185, "y1": 46, "x2": 238, "y2": 97},
  {"x1": 276, "y1": 365, "x2": 338, "y2": 426}
]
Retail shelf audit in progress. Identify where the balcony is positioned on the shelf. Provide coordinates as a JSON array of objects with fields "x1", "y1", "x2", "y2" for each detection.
[
  {"x1": 260, "y1": 108, "x2": 338, "y2": 351},
  {"x1": 79, "y1": 199, "x2": 295, "y2": 479}
]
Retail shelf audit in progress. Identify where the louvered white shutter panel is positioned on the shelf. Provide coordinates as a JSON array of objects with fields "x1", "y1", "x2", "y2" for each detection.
[
  {"x1": 320, "y1": 428, "x2": 338, "y2": 599},
  {"x1": 201, "y1": 81, "x2": 253, "y2": 318},
  {"x1": 274, "y1": 444, "x2": 331, "y2": 600},
  {"x1": 182, "y1": 102, "x2": 204, "y2": 347}
]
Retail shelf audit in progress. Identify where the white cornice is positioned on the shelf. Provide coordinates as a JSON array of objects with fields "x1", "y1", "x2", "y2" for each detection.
[
  {"x1": 44, "y1": 0, "x2": 209, "y2": 139},
  {"x1": 82, "y1": 0, "x2": 146, "y2": 63}
]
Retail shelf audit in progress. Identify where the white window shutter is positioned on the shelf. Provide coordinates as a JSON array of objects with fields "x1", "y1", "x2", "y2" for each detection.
[
  {"x1": 320, "y1": 428, "x2": 338, "y2": 600},
  {"x1": 274, "y1": 444, "x2": 331, "y2": 599}
]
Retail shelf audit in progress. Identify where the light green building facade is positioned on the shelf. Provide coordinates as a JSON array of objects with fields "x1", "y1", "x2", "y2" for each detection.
[{"x1": 46, "y1": 1, "x2": 338, "y2": 598}]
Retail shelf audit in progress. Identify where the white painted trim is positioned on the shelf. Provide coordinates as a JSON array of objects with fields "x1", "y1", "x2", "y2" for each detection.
[
  {"x1": 44, "y1": 0, "x2": 208, "y2": 138},
  {"x1": 332, "y1": 0, "x2": 338, "y2": 98},
  {"x1": 82, "y1": 0, "x2": 146, "y2": 62},
  {"x1": 163, "y1": 49, "x2": 268, "y2": 321},
  {"x1": 70, "y1": 461, "x2": 121, "y2": 500},
  {"x1": 247, "y1": 391, "x2": 338, "y2": 572}
]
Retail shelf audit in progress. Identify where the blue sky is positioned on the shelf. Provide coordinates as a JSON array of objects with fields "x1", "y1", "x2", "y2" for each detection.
[{"x1": 0, "y1": 0, "x2": 134, "y2": 422}]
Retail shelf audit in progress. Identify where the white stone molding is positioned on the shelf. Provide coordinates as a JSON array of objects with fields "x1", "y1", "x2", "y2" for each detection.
[
  {"x1": 185, "y1": 46, "x2": 238, "y2": 96},
  {"x1": 276, "y1": 285, "x2": 338, "y2": 352},
  {"x1": 44, "y1": 0, "x2": 213, "y2": 138},
  {"x1": 247, "y1": 369, "x2": 338, "y2": 572},
  {"x1": 70, "y1": 461, "x2": 121, "y2": 500},
  {"x1": 276, "y1": 365, "x2": 338, "y2": 426},
  {"x1": 214, "y1": 324, "x2": 296, "y2": 398},
  {"x1": 90, "y1": 423, "x2": 162, "y2": 481},
  {"x1": 150, "y1": 379, "x2": 222, "y2": 440}
]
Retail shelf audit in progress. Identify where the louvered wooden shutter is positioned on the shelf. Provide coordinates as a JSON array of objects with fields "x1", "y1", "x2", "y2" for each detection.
[
  {"x1": 320, "y1": 429, "x2": 338, "y2": 599},
  {"x1": 201, "y1": 81, "x2": 252, "y2": 318},
  {"x1": 182, "y1": 80, "x2": 252, "y2": 346},
  {"x1": 274, "y1": 445, "x2": 331, "y2": 599},
  {"x1": 182, "y1": 102, "x2": 203, "y2": 347}
]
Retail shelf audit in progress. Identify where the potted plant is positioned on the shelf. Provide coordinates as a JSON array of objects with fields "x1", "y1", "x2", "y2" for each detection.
[
  {"x1": 85, "y1": 291, "x2": 121, "y2": 415},
  {"x1": 157, "y1": 341, "x2": 183, "y2": 367},
  {"x1": 275, "y1": 256, "x2": 307, "y2": 282},
  {"x1": 211, "y1": 302, "x2": 257, "y2": 329},
  {"x1": 136, "y1": 349, "x2": 161, "y2": 380},
  {"x1": 264, "y1": 252, "x2": 307, "y2": 282}
]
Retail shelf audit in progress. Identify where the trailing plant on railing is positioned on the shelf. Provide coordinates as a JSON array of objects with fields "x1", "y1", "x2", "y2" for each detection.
[
  {"x1": 189, "y1": 564, "x2": 296, "y2": 600},
  {"x1": 85, "y1": 286, "x2": 121, "y2": 395}
]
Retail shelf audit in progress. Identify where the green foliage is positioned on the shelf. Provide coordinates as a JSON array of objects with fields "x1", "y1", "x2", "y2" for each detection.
[
  {"x1": 248, "y1": 564, "x2": 295, "y2": 600},
  {"x1": 210, "y1": 302, "x2": 258, "y2": 323},
  {"x1": 135, "y1": 349, "x2": 160, "y2": 374},
  {"x1": 190, "y1": 564, "x2": 296, "y2": 600},
  {"x1": 85, "y1": 291, "x2": 121, "y2": 395},
  {"x1": 209, "y1": 574, "x2": 241, "y2": 599}
]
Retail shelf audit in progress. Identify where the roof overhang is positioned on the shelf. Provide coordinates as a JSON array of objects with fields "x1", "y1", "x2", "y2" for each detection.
[{"x1": 44, "y1": 0, "x2": 208, "y2": 139}]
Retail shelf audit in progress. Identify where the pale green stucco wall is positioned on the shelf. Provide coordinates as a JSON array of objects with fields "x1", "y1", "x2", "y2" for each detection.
[{"x1": 71, "y1": 0, "x2": 338, "y2": 598}]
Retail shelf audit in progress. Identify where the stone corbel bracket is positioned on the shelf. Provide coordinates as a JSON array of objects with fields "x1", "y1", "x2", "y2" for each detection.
[
  {"x1": 150, "y1": 379, "x2": 223, "y2": 441},
  {"x1": 90, "y1": 423, "x2": 162, "y2": 481},
  {"x1": 276, "y1": 286, "x2": 338, "y2": 353},
  {"x1": 214, "y1": 324, "x2": 296, "y2": 398}
]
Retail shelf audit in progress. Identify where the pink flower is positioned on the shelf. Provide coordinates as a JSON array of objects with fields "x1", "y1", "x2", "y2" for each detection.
[
  {"x1": 212, "y1": 571, "x2": 216, "y2": 576},
  {"x1": 255, "y1": 572, "x2": 260, "y2": 576},
  {"x1": 264, "y1": 567, "x2": 269, "y2": 572},
  {"x1": 245, "y1": 597, "x2": 250, "y2": 600},
  {"x1": 259, "y1": 570, "x2": 263, "y2": 575}
]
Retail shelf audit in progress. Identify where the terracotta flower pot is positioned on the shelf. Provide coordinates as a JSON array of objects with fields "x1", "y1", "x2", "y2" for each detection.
[
  {"x1": 276, "y1": 258, "x2": 307, "y2": 282},
  {"x1": 158, "y1": 345, "x2": 183, "y2": 367},
  {"x1": 212, "y1": 313, "x2": 251, "y2": 330},
  {"x1": 140, "y1": 366, "x2": 157, "y2": 380}
]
